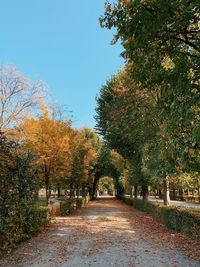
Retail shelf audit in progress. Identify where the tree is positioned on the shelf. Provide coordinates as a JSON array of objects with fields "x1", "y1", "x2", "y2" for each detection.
[
  {"x1": 67, "y1": 128, "x2": 100, "y2": 198},
  {"x1": 19, "y1": 111, "x2": 73, "y2": 204},
  {"x1": 0, "y1": 132, "x2": 38, "y2": 207},
  {"x1": 95, "y1": 66, "x2": 157, "y2": 200},
  {"x1": 0, "y1": 132, "x2": 17, "y2": 206},
  {"x1": 100, "y1": 0, "x2": 200, "y2": 166},
  {"x1": 142, "y1": 132, "x2": 177, "y2": 205},
  {"x1": 98, "y1": 176, "x2": 115, "y2": 195},
  {"x1": 99, "y1": 0, "x2": 200, "y2": 203},
  {"x1": 100, "y1": 1, "x2": 199, "y2": 81},
  {"x1": 0, "y1": 65, "x2": 47, "y2": 131}
]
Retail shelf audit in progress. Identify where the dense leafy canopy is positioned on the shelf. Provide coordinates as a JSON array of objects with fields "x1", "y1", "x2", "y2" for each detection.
[
  {"x1": 96, "y1": 0, "x2": 200, "y2": 203},
  {"x1": 100, "y1": 0, "x2": 200, "y2": 171}
]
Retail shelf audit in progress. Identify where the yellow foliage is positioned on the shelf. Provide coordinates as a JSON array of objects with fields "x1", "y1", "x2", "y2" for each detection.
[
  {"x1": 19, "y1": 112, "x2": 74, "y2": 182},
  {"x1": 161, "y1": 56, "x2": 175, "y2": 71}
]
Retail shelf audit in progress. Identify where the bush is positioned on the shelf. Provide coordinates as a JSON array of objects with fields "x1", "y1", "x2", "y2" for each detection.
[
  {"x1": 0, "y1": 203, "x2": 50, "y2": 254},
  {"x1": 82, "y1": 196, "x2": 90, "y2": 206},
  {"x1": 76, "y1": 198, "x2": 83, "y2": 208},
  {"x1": 60, "y1": 200, "x2": 72, "y2": 216},
  {"x1": 60, "y1": 196, "x2": 90, "y2": 216},
  {"x1": 121, "y1": 196, "x2": 133, "y2": 206},
  {"x1": 120, "y1": 196, "x2": 200, "y2": 241}
]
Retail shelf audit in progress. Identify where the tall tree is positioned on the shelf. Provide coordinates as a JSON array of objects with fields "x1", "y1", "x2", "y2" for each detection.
[
  {"x1": 0, "y1": 132, "x2": 38, "y2": 207},
  {"x1": 19, "y1": 111, "x2": 73, "y2": 204},
  {"x1": 99, "y1": 0, "x2": 200, "y2": 202},
  {"x1": 96, "y1": 66, "x2": 157, "y2": 200}
]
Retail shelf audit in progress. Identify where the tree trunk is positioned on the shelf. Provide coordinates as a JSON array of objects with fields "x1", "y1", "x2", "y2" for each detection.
[
  {"x1": 198, "y1": 186, "x2": 200, "y2": 196},
  {"x1": 172, "y1": 188, "x2": 176, "y2": 200},
  {"x1": 89, "y1": 186, "x2": 93, "y2": 199},
  {"x1": 142, "y1": 185, "x2": 148, "y2": 201},
  {"x1": 69, "y1": 183, "x2": 74, "y2": 198},
  {"x1": 82, "y1": 184, "x2": 86, "y2": 197},
  {"x1": 158, "y1": 188, "x2": 162, "y2": 199},
  {"x1": 92, "y1": 175, "x2": 99, "y2": 200},
  {"x1": 121, "y1": 187, "x2": 125, "y2": 196},
  {"x1": 92, "y1": 182, "x2": 97, "y2": 200},
  {"x1": 163, "y1": 176, "x2": 170, "y2": 206},
  {"x1": 134, "y1": 186, "x2": 138, "y2": 199},
  {"x1": 130, "y1": 187, "x2": 134, "y2": 198},
  {"x1": 116, "y1": 189, "x2": 119, "y2": 196},
  {"x1": 76, "y1": 188, "x2": 80, "y2": 198},
  {"x1": 154, "y1": 188, "x2": 157, "y2": 198},
  {"x1": 45, "y1": 180, "x2": 50, "y2": 206},
  {"x1": 179, "y1": 188, "x2": 184, "y2": 200},
  {"x1": 57, "y1": 183, "x2": 61, "y2": 198},
  {"x1": 186, "y1": 188, "x2": 189, "y2": 196}
]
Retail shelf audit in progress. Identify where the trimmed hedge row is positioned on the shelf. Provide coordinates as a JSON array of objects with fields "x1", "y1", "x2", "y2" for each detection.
[
  {"x1": 119, "y1": 196, "x2": 200, "y2": 241},
  {"x1": 0, "y1": 203, "x2": 50, "y2": 254},
  {"x1": 60, "y1": 196, "x2": 90, "y2": 216}
]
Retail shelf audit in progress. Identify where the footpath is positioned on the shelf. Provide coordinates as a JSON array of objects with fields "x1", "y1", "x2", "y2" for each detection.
[{"x1": 0, "y1": 197, "x2": 200, "y2": 267}]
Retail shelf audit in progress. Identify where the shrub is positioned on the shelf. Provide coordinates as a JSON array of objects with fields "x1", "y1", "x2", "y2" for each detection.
[
  {"x1": 120, "y1": 196, "x2": 200, "y2": 241},
  {"x1": 0, "y1": 203, "x2": 50, "y2": 254},
  {"x1": 76, "y1": 196, "x2": 90, "y2": 208},
  {"x1": 60, "y1": 196, "x2": 90, "y2": 216},
  {"x1": 60, "y1": 200, "x2": 72, "y2": 216},
  {"x1": 81, "y1": 196, "x2": 90, "y2": 206},
  {"x1": 121, "y1": 196, "x2": 133, "y2": 206},
  {"x1": 76, "y1": 199, "x2": 83, "y2": 208}
]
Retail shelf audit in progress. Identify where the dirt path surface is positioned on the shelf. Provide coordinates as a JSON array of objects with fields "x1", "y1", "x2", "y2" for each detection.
[{"x1": 1, "y1": 197, "x2": 200, "y2": 267}]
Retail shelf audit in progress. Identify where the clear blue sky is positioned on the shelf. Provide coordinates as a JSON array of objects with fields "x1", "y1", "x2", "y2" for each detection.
[{"x1": 0, "y1": 0, "x2": 123, "y2": 128}]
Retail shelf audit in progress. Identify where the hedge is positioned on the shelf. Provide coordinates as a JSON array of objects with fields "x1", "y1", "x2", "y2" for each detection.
[
  {"x1": 60, "y1": 196, "x2": 90, "y2": 216},
  {"x1": 0, "y1": 196, "x2": 91, "y2": 254},
  {"x1": 119, "y1": 196, "x2": 200, "y2": 241},
  {"x1": 0, "y1": 203, "x2": 50, "y2": 254}
]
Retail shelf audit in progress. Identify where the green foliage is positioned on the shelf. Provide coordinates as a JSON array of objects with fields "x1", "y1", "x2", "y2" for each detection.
[
  {"x1": 98, "y1": 176, "x2": 115, "y2": 193},
  {"x1": 76, "y1": 198, "x2": 84, "y2": 208},
  {"x1": 60, "y1": 197, "x2": 90, "y2": 216},
  {"x1": 100, "y1": 0, "x2": 200, "y2": 174},
  {"x1": 90, "y1": 143, "x2": 125, "y2": 199},
  {"x1": 0, "y1": 132, "x2": 38, "y2": 206},
  {"x1": 70, "y1": 148, "x2": 86, "y2": 186},
  {"x1": 0, "y1": 203, "x2": 50, "y2": 254},
  {"x1": 97, "y1": 1, "x2": 200, "y2": 204},
  {"x1": 120, "y1": 196, "x2": 200, "y2": 241},
  {"x1": 100, "y1": 0, "x2": 199, "y2": 92},
  {"x1": 81, "y1": 196, "x2": 90, "y2": 206},
  {"x1": 120, "y1": 196, "x2": 133, "y2": 206},
  {"x1": 60, "y1": 199, "x2": 76, "y2": 216},
  {"x1": 0, "y1": 132, "x2": 50, "y2": 254},
  {"x1": 95, "y1": 65, "x2": 160, "y2": 197},
  {"x1": 34, "y1": 200, "x2": 54, "y2": 208}
]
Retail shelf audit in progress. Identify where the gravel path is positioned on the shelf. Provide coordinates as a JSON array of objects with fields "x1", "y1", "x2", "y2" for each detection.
[{"x1": 1, "y1": 198, "x2": 200, "y2": 267}]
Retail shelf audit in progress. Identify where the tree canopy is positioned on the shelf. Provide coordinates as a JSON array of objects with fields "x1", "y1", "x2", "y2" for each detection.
[{"x1": 96, "y1": 0, "x2": 200, "y2": 204}]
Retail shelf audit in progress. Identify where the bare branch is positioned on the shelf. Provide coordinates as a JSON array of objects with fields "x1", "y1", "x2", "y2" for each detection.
[{"x1": 0, "y1": 65, "x2": 48, "y2": 130}]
